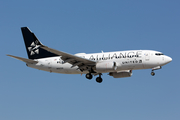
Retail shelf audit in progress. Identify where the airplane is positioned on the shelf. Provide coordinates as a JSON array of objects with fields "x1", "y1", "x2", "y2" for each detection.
[{"x1": 7, "y1": 27, "x2": 172, "y2": 83}]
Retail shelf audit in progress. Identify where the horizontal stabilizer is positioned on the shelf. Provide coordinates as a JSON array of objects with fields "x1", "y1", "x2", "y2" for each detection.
[{"x1": 7, "y1": 54, "x2": 38, "y2": 64}]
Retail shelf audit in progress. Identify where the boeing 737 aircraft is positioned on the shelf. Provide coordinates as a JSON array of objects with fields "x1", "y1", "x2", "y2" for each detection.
[{"x1": 7, "y1": 27, "x2": 172, "y2": 83}]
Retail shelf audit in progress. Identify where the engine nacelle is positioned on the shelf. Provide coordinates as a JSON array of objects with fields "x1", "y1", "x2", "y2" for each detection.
[
  {"x1": 109, "y1": 70, "x2": 132, "y2": 78},
  {"x1": 96, "y1": 61, "x2": 117, "y2": 72}
]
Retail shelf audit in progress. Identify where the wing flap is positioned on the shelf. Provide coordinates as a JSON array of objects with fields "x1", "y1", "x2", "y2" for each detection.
[{"x1": 7, "y1": 54, "x2": 38, "y2": 64}]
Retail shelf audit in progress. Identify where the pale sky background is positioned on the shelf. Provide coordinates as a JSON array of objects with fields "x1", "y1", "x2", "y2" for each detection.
[{"x1": 0, "y1": 0, "x2": 179, "y2": 120}]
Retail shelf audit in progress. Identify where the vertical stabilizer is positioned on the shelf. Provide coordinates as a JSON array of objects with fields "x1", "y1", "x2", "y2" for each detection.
[{"x1": 21, "y1": 27, "x2": 58, "y2": 59}]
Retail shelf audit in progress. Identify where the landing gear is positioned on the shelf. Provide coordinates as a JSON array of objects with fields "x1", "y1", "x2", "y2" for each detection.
[
  {"x1": 85, "y1": 68, "x2": 95, "y2": 80},
  {"x1": 96, "y1": 74, "x2": 103, "y2": 83},
  {"x1": 151, "y1": 66, "x2": 161, "y2": 76},
  {"x1": 151, "y1": 71, "x2": 155, "y2": 76},
  {"x1": 86, "y1": 73, "x2": 93, "y2": 80},
  {"x1": 96, "y1": 77, "x2": 103, "y2": 83},
  {"x1": 85, "y1": 73, "x2": 103, "y2": 83}
]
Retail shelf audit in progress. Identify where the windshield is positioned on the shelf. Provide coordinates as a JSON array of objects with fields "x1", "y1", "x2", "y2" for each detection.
[{"x1": 155, "y1": 53, "x2": 164, "y2": 56}]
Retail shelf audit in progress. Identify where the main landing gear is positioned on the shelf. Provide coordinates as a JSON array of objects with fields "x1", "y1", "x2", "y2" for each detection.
[
  {"x1": 85, "y1": 73, "x2": 103, "y2": 83},
  {"x1": 96, "y1": 74, "x2": 103, "y2": 83},
  {"x1": 86, "y1": 73, "x2": 93, "y2": 80}
]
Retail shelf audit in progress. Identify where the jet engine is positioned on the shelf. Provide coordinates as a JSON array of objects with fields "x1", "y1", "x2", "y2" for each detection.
[
  {"x1": 109, "y1": 70, "x2": 132, "y2": 78},
  {"x1": 96, "y1": 61, "x2": 118, "y2": 72}
]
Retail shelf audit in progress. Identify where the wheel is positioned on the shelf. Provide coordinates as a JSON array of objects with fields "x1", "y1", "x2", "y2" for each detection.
[
  {"x1": 151, "y1": 72, "x2": 155, "y2": 76},
  {"x1": 96, "y1": 77, "x2": 103, "y2": 83},
  {"x1": 86, "y1": 73, "x2": 93, "y2": 80}
]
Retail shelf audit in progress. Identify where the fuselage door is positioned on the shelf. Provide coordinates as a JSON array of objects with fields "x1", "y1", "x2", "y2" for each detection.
[{"x1": 145, "y1": 52, "x2": 150, "y2": 61}]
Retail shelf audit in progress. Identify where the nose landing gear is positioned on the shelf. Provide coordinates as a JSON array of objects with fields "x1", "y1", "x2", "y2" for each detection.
[
  {"x1": 151, "y1": 71, "x2": 155, "y2": 76},
  {"x1": 151, "y1": 66, "x2": 161, "y2": 76}
]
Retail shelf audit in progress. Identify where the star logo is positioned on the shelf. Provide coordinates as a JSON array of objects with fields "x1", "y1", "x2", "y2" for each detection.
[{"x1": 28, "y1": 41, "x2": 40, "y2": 55}]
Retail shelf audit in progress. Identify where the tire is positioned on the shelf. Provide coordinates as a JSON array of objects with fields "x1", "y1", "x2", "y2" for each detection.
[
  {"x1": 86, "y1": 73, "x2": 93, "y2": 79},
  {"x1": 96, "y1": 77, "x2": 103, "y2": 83},
  {"x1": 151, "y1": 72, "x2": 155, "y2": 76}
]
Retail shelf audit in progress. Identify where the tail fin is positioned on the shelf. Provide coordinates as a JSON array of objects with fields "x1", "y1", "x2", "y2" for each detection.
[{"x1": 21, "y1": 27, "x2": 58, "y2": 59}]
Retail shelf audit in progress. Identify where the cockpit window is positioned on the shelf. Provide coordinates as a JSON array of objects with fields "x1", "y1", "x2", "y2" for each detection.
[{"x1": 155, "y1": 53, "x2": 164, "y2": 56}]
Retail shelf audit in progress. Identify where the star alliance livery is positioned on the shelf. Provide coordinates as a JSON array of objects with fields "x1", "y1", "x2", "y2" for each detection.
[{"x1": 7, "y1": 27, "x2": 172, "y2": 83}]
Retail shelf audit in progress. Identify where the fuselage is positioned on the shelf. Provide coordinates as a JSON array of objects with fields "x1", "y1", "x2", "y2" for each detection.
[
  {"x1": 8, "y1": 27, "x2": 173, "y2": 83},
  {"x1": 27, "y1": 50, "x2": 172, "y2": 74}
]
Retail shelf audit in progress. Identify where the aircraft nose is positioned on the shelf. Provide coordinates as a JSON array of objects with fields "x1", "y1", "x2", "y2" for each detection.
[{"x1": 166, "y1": 56, "x2": 172, "y2": 63}]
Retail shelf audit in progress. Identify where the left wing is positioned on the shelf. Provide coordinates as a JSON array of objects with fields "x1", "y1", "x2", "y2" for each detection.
[{"x1": 40, "y1": 45, "x2": 96, "y2": 71}]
